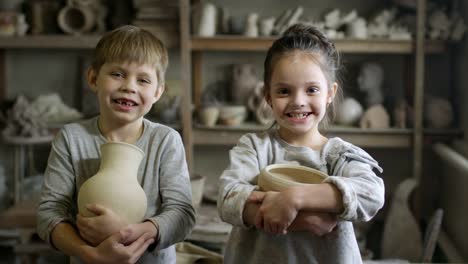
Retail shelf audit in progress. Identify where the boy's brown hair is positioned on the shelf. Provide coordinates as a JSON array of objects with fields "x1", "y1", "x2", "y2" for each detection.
[{"x1": 91, "y1": 25, "x2": 169, "y2": 88}]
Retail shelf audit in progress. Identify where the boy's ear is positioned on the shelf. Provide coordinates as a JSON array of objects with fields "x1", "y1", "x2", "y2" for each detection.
[
  {"x1": 153, "y1": 84, "x2": 165, "y2": 104},
  {"x1": 86, "y1": 67, "x2": 98, "y2": 92}
]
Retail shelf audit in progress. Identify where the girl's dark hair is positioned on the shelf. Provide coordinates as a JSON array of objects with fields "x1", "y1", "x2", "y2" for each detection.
[{"x1": 263, "y1": 23, "x2": 342, "y2": 127}]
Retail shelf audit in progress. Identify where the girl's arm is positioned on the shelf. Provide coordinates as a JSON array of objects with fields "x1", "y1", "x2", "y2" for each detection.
[{"x1": 243, "y1": 197, "x2": 337, "y2": 236}]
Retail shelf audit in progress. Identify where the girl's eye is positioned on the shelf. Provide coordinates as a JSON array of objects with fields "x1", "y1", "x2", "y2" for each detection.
[
  {"x1": 307, "y1": 87, "x2": 319, "y2": 94},
  {"x1": 276, "y1": 88, "x2": 289, "y2": 95}
]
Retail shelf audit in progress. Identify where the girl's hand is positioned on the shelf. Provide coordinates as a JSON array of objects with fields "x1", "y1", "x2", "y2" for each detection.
[
  {"x1": 84, "y1": 229, "x2": 154, "y2": 264},
  {"x1": 76, "y1": 204, "x2": 126, "y2": 246},
  {"x1": 254, "y1": 190, "x2": 299, "y2": 235},
  {"x1": 290, "y1": 211, "x2": 337, "y2": 236}
]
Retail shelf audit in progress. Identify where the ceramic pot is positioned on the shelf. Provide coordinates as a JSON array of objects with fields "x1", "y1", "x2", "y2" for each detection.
[
  {"x1": 78, "y1": 142, "x2": 147, "y2": 224},
  {"x1": 231, "y1": 63, "x2": 258, "y2": 105},
  {"x1": 199, "y1": 106, "x2": 219, "y2": 127},
  {"x1": 258, "y1": 164, "x2": 328, "y2": 192}
]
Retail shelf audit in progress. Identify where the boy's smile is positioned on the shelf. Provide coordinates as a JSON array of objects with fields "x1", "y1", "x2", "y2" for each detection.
[{"x1": 88, "y1": 61, "x2": 163, "y2": 127}]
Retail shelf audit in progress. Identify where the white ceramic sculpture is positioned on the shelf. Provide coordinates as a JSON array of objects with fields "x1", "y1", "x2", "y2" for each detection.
[
  {"x1": 198, "y1": 2, "x2": 217, "y2": 37},
  {"x1": 259, "y1": 17, "x2": 275, "y2": 36},
  {"x1": 358, "y1": 62, "x2": 384, "y2": 107},
  {"x1": 78, "y1": 142, "x2": 147, "y2": 224},
  {"x1": 258, "y1": 164, "x2": 328, "y2": 192},
  {"x1": 348, "y1": 17, "x2": 367, "y2": 39},
  {"x1": 244, "y1": 13, "x2": 258, "y2": 37},
  {"x1": 335, "y1": 97, "x2": 363, "y2": 126}
]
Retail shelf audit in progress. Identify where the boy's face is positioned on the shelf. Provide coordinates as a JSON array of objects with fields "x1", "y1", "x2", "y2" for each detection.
[{"x1": 87, "y1": 61, "x2": 163, "y2": 126}]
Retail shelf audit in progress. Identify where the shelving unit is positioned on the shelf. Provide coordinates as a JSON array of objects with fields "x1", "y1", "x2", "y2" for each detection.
[{"x1": 181, "y1": 0, "x2": 463, "y2": 183}]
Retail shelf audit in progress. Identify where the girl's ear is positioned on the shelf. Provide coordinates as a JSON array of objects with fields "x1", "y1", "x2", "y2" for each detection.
[
  {"x1": 86, "y1": 67, "x2": 98, "y2": 92},
  {"x1": 328, "y1": 82, "x2": 338, "y2": 103},
  {"x1": 153, "y1": 84, "x2": 165, "y2": 104}
]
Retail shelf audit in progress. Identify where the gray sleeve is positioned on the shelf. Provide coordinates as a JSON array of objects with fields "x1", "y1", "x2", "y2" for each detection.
[
  {"x1": 217, "y1": 135, "x2": 259, "y2": 228},
  {"x1": 36, "y1": 129, "x2": 76, "y2": 246},
  {"x1": 324, "y1": 144, "x2": 385, "y2": 222},
  {"x1": 147, "y1": 131, "x2": 195, "y2": 251}
]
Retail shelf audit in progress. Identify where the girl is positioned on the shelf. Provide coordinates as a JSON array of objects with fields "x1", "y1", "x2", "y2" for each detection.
[{"x1": 217, "y1": 23, "x2": 385, "y2": 264}]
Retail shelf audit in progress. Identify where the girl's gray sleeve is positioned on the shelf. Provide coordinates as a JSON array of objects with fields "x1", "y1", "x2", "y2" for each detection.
[
  {"x1": 146, "y1": 131, "x2": 196, "y2": 251},
  {"x1": 217, "y1": 135, "x2": 259, "y2": 228},
  {"x1": 36, "y1": 130, "x2": 76, "y2": 245},
  {"x1": 324, "y1": 144, "x2": 385, "y2": 222}
]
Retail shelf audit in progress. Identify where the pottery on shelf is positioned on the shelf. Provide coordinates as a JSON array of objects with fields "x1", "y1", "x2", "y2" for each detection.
[
  {"x1": 218, "y1": 105, "x2": 247, "y2": 126},
  {"x1": 77, "y1": 142, "x2": 147, "y2": 224},
  {"x1": 258, "y1": 164, "x2": 328, "y2": 192},
  {"x1": 198, "y1": 106, "x2": 219, "y2": 127},
  {"x1": 190, "y1": 174, "x2": 206, "y2": 209}
]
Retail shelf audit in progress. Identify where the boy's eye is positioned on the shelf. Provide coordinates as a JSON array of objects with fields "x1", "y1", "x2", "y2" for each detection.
[
  {"x1": 139, "y1": 79, "x2": 151, "y2": 84},
  {"x1": 110, "y1": 72, "x2": 124, "y2": 78}
]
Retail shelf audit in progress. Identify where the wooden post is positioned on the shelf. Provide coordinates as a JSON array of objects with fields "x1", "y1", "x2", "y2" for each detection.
[
  {"x1": 413, "y1": 0, "x2": 426, "y2": 183},
  {"x1": 179, "y1": 0, "x2": 194, "y2": 172},
  {"x1": 0, "y1": 50, "x2": 5, "y2": 101}
]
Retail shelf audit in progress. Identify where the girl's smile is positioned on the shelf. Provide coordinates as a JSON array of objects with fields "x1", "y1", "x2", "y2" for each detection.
[{"x1": 267, "y1": 52, "x2": 336, "y2": 145}]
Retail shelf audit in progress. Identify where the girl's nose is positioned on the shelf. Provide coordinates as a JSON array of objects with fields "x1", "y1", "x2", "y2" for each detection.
[{"x1": 292, "y1": 92, "x2": 306, "y2": 107}]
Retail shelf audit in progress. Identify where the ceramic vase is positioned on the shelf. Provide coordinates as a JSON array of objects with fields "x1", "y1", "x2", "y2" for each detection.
[{"x1": 77, "y1": 142, "x2": 147, "y2": 224}]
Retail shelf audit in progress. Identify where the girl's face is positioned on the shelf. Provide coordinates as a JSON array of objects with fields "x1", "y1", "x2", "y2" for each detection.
[
  {"x1": 266, "y1": 53, "x2": 337, "y2": 143},
  {"x1": 87, "y1": 61, "x2": 163, "y2": 126}
]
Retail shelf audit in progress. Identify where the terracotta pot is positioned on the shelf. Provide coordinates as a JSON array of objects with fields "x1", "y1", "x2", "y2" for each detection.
[
  {"x1": 77, "y1": 142, "x2": 147, "y2": 224},
  {"x1": 258, "y1": 164, "x2": 328, "y2": 192}
]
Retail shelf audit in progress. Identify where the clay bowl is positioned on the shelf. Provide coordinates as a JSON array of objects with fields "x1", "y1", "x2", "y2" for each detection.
[
  {"x1": 218, "y1": 105, "x2": 247, "y2": 126},
  {"x1": 258, "y1": 164, "x2": 328, "y2": 192}
]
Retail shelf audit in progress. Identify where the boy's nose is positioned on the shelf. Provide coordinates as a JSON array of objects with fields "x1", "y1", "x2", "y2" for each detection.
[{"x1": 120, "y1": 80, "x2": 137, "y2": 93}]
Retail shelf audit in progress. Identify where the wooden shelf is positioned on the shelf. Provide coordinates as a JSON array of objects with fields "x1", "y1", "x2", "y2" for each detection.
[
  {"x1": 193, "y1": 124, "x2": 463, "y2": 147},
  {"x1": 0, "y1": 35, "x2": 101, "y2": 49},
  {"x1": 191, "y1": 36, "x2": 446, "y2": 54},
  {"x1": 0, "y1": 34, "x2": 178, "y2": 49}
]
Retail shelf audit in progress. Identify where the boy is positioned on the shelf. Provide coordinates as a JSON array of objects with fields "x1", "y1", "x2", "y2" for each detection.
[{"x1": 37, "y1": 25, "x2": 195, "y2": 263}]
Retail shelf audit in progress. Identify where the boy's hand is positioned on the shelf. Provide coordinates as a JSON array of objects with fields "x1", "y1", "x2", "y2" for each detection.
[
  {"x1": 77, "y1": 204, "x2": 126, "y2": 246},
  {"x1": 290, "y1": 211, "x2": 338, "y2": 236},
  {"x1": 254, "y1": 190, "x2": 299, "y2": 235},
  {"x1": 118, "y1": 221, "x2": 159, "y2": 246},
  {"x1": 84, "y1": 229, "x2": 154, "y2": 264}
]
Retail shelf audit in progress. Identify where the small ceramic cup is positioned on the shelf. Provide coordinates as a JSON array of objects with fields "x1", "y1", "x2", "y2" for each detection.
[
  {"x1": 258, "y1": 164, "x2": 328, "y2": 192},
  {"x1": 198, "y1": 106, "x2": 219, "y2": 127}
]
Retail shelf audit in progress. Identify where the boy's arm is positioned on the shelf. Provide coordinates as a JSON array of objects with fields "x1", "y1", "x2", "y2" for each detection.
[
  {"x1": 52, "y1": 222, "x2": 154, "y2": 263},
  {"x1": 145, "y1": 132, "x2": 195, "y2": 251}
]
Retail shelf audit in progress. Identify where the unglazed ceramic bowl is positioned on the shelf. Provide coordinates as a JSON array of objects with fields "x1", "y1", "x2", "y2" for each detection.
[
  {"x1": 258, "y1": 164, "x2": 328, "y2": 192},
  {"x1": 218, "y1": 105, "x2": 247, "y2": 126}
]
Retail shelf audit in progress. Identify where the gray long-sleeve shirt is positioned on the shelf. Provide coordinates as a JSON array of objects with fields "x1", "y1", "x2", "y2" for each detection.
[
  {"x1": 37, "y1": 117, "x2": 195, "y2": 264},
  {"x1": 218, "y1": 130, "x2": 385, "y2": 264}
]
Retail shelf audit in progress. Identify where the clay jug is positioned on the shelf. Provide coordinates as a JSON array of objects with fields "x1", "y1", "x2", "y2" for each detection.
[
  {"x1": 231, "y1": 64, "x2": 258, "y2": 105},
  {"x1": 77, "y1": 142, "x2": 147, "y2": 224}
]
